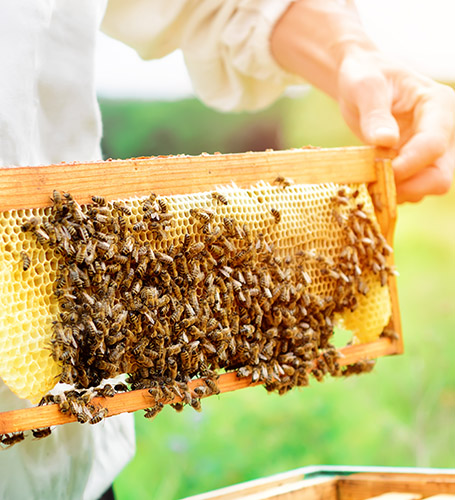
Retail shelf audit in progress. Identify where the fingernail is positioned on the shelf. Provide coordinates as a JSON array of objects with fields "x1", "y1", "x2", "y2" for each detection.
[{"x1": 374, "y1": 127, "x2": 397, "y2": 139}]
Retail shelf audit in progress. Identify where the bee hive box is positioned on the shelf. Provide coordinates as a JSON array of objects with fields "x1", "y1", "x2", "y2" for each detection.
[
  {"x1": 0, "y1": 146, "x2": 401, "y2": 437},
  {"x1": 182, "y1": 466, "x2": 455, "y2": 500}
]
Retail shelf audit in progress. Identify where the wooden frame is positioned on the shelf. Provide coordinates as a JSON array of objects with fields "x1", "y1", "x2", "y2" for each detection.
[
  {"x1": 0, "y1": 146, "x2": 402, "y2": 434},
  {"x1": 180, "y1": 467, "x2": 455, "y2": 500}
]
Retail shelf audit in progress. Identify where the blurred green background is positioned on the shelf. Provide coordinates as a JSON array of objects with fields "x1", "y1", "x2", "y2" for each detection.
[{"x1": 99, "y1": 88, "x2": 455, "y2": 500}]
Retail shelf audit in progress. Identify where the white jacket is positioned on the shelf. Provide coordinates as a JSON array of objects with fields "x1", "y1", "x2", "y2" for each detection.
[{"x1": 0, "y1": 1, "x2": 295, "y2": 498}]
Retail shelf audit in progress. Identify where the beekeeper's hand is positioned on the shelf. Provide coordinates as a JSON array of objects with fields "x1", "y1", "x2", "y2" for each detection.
[{"x1": 271, "y1": 0, "x2": 455, "y2": 203}]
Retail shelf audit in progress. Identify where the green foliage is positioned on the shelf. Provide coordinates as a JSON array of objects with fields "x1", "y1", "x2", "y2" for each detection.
[
  {"x1": 100, "y1": 98, "x2": 284, "y2": 159},
  {"x1": 281, "y1": 88, "x2": 362, "y2": 149},
  {"x1": 101, "y1": 90, "x2": 455, "y2": 499}
]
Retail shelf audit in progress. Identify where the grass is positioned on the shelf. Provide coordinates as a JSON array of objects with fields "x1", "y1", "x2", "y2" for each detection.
[{"x1": 99, "y1": 90, "x2": 455, "y2": 499}]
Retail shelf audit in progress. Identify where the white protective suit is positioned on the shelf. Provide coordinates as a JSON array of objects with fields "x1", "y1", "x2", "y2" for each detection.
[{"x1": 0, "y1": 1, "x2": 297, "y2": 498}]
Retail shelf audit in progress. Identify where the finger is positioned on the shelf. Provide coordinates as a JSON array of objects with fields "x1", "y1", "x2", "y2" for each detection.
[
  {"x1": 393, "y1": 87, "x2": 455, "y2": 182},
  {"x1": 338, "y1": 56, "x2": 400, "y2": 146},
  {"x1": 338, "y1": 100, "x2": 363, "y2": 139},
  {"x1": 396, "y1": 160, "x2": 454, "y2": 203},
  {"x1": 355, "y1": 75, "x2": 400, "y2": 147}
]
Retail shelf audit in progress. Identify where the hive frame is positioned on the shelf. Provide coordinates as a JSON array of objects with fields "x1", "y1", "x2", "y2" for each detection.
[
  {"x1": 181, "y1": 466, "x2": 455, "y2": 500},
  {"x1": 0, "y1": 146, "x2": 401, "y2": 434}
]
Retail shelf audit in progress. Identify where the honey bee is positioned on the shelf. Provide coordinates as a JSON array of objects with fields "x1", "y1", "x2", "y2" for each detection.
[
  {"x1": 120, "y1": 236, "x2": 134, "y2": 255},
  {"x1": 144, "y1": 403, "x2": 164, "y2": 419},
  {"x1": 55, "y1": 394, "x2": 71, "y2": 414},
  {"x1": 133, "y1": 221, "x2": 147, "y2": 232},
  {"x1": 96, "y1": 384, "x2": 116, "y2": 398},
  {"x1": 237, "y1": 365, "x2": 252, "y2": 378},
  {"x1": 332, "y1": 209, "x2": 345, "y2": 227},
  {"x1": 131, "y1": 279, "x2": 143, "y2": 296},
  {"x1": 76, "y1": 406, "x2": 95, "y2": 424},
  {"x1": 19, "y1": 251, "x2": 31, "y2": 271},
  {"x1": 135, "y1": 259, "x2": 148, "y2": 279},
  {"x1": 211, "y1": 191, "x2": 229, "y2": 205},
  {"x1": 311, "y1": 368, "x2": 324, "y2": 382},
  {"x1": 170, "y1": 304, "x2": 184, "y2": 324},
  {"x1": 42, "y1": 220, "x2": 58, "y2": 244},
  {"x1": 193, "y1": 385, "x2": 210, "y2": 397},
  {"x1": 190, "y1": 208, "x2": 213, "y2": 224},
  {"x1": 270, "y1": 207, "x2": 281, "y2": 223},
  {"x1": 147, "y1": 385, "x2": 162, "y2": 402},
  {"x1": 74, "y1": 243, "x2": 88, "y2": 265},
  {"x1": 69, "y1": 200, "x2": 86, "y2": 224},
  {"x1": 190, "y1": 398, "x2": 202, "y2": 412},
  {"x1": 91, "y1": 195, "x2": 106, "y2": 206},
  {"x1": 38, "y1": 394, "x2": 56, "y2": 406},
  {"x1": 114, "y1": 382, "x2": 128, "y2": 393},
  {"x1": 380, "y1": 269, "x2": 388, "y2": 287},
  {"x1": 142, "y1": 208, "x2": 157, "y2": 220},
  {"x1": 96, "y1": 360, "x2": 118, "y2": 375},
  {"x1": 357, "y1": 279, "x2": 369, "y2": 295},
  {"x1": 163, "y1": 357, "x2": 177, "y2": 380},
  {"x1": 300, "y1": 270, "x2": 312, "y2": 285},
  {"x1": 157, "y1": 295, "x2": 171, "y2": 308},
  {"x1": 332, "y1": 190, "x2": 350, "y2": 206},
  {"x1": 273, "y1": 176, "x2": 294, "y2": 188},
  {"x1": 1, "y1": 432, "x2": 25, "y2": 448},
  {"x1": 146, "y1": 192, "x2": 157, "y2": 204},
  {"x1": 171, "y1": 402, "x2": 184, "y2": 413},
  {"x1": 342, "y1": 359, "x2": 376, "y2": 376},
  {"x1": 113, "y1": 202, "x2": 132, "y2": 216},
  {"x1": 205, "y1": 377, "x2": 220, "y2": 395},
  {"x1": 95, "y1": 212, "x2": 110, "y2": 225},
  {"x1": 159, "y1": 212, "x2": 174, "y2": 224},
  {"x1": 381, "y1": 327, "x2": 399, "y2": 341},
  {"x1": 89, "y1": 408, "x2": 109, "y2": 425},
  {"x1": 21, "y1": 217, "x2": 41, "y2": 233},
  {"x1": 223, "y1": 216, "x2": 236, "y2": 235},
  {"x1": 187, "y1": 241, "x2": 205, "y2": 258},
  {"x1": 156, "y1": 251, "x2": 173, "y2": 265},
  {"x1": 159, "y1": 382, "x2": 176, "y2": 402},
  {"x1": 59, "y1": 366, "x2": 75, "y2": 385},
  {"x1": 157, "y1": 198, "x2": 167, "y2": 213},
  {"x1": 354, "y1": 208, "x2": 368, "y2": 220},
  {"x1": 31, "y1": 427, "x2": 52, "y2": 440},
  {"x1": 51, "y1": 189, "x2": 63, "y2": 209},
  {"x1": 34, "y1": 227, "x2": 51, "y2": 245}
]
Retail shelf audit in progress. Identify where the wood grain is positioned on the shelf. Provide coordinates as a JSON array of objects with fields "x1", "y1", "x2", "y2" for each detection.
[
  {"x1": 370, "y1": 156, "x2": 403, "y2": 354},
  {"x1": 0, "y1": 147, "x2": 376, "y2": 210},
  {"x1": 337, "y1": 473, "x2": 455, "y2": 500},
  {"x1": 230, "y1": 478, "x2": 337, "y2": 500},
  {"x1": 181, "y1": 476, "x2": 337, "y2": 500},
  {"x1": 0, "y1": 337, "x2": 399, "y2": 434},
  {"x1": 364, "y1": 493, "x2": 422, "y2": 500}
]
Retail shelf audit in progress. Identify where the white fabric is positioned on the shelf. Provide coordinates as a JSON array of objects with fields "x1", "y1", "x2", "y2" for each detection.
[
  {"x1": 0, "y1": 2, "x2": 135, "y2": 500},
  {"x1": 0, "y1": 0, "x2": 297, "y2": 498},
  {"x1": 103, "y1": 0, "x2": 301, "y2": 111}
]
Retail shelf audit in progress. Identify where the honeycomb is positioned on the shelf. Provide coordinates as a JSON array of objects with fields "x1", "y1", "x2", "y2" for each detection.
[{"x1": 0, "y1": 181, "x2": 393, "y2": 404}]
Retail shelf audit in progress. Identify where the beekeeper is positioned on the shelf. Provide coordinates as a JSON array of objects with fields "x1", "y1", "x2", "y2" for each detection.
[{"x1": 0, "y1": 1, "x2": 453, "y2": 499}]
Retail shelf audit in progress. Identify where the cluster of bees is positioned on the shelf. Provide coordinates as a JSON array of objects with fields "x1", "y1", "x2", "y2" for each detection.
[
  {"x1": 329, "y1": 188, "x2": 394, "y2": 309},
  {"x1": 0, "y1": 383, "x2": 128, "y2": 448},
  {"x1": 7, "y1": 181, "x2": 394, "y2": 448}
]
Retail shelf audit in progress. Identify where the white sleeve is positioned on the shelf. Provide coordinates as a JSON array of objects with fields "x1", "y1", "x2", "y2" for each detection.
[{"x1": 103, "y1": 0, "x2": 303, "y2": 111}]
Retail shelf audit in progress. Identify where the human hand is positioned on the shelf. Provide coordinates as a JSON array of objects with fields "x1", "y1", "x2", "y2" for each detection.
[
  {"x1": 337, "y1": 50, "x2": 455, "y2": 203},
  {"x1": 270, "y1": 0, "x2": 455, "y2": 204}
]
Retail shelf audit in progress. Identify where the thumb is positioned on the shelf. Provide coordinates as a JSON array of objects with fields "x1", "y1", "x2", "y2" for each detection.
[{"x1": 356, "y1": 76, "x2": 400, "y2": 147}]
